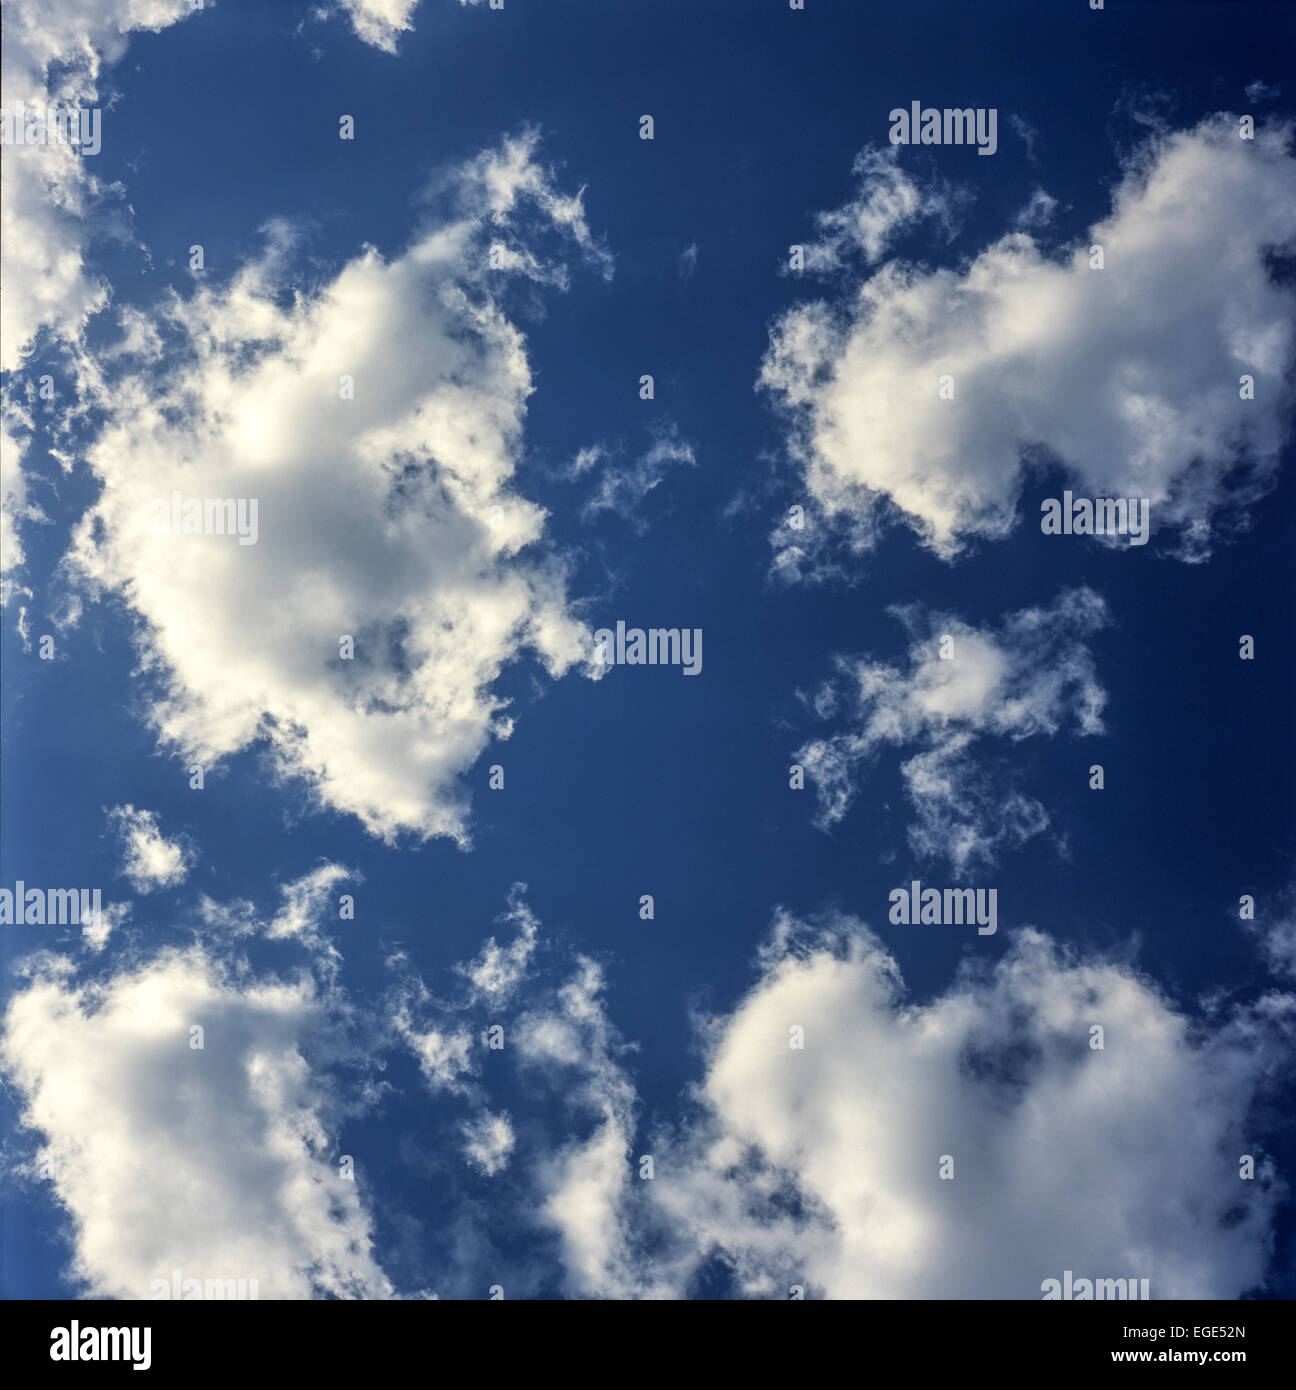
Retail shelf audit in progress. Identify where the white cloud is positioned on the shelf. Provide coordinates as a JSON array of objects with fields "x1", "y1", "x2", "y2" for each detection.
[
  {"x1": 108, "y1": 804, "x2": 194, "y2": 892},
  {"x1": 1246, "y1": 885, "x2": 1296, "y2": 980},
  {"x1": 458, "y1": 883, "x2": 539, "y2": 1003},
  {"x1": 1014, "y1": 187, "x2": 1058, "y2": 230},
  {"x1": 580, "y1": 423, "x2": 697, "y2": 529},
  {"x1": 764, "y1": 116, "x2": 1296, "y2": 568},
  {"x1": 1, "y1": 404, "x2": 45, "y2": 605},
  {"x1": 526, "y1": 913, "x2": 1292, "y2": 1299},
  {"x1": 337, "y1": 0, "x2": 420, "y2": 52},
  {"x1": 386, "y1": 883, "x2": 542, "y2": 1098},
  {"x1": 399, "y1": 1019, "x2": 476, "y2": 1094},
  {"x1": 515, "y1": 958, "x2": 651, "y2": 1298},
  {"x1": 461, "y1": 1110, "x2": 515, "y2": 1176},
  {"x1": 0, "y1": 0, "x2": 199, "y2": 372},
  {"x1": 81, "y1": 900, "x2": 132, "y2": 954},
  {"x1": 795, "y1": 588, "x2": 1108, "y2": 871},
  {"x1": 65, "y1": 131, "x2": 610, "y2": 844},
  {"x1": 567, "y1": 444, "x2": 606, "y2": 479},
  {"x1": 14, "y1": 881, "x2": 1290, "y2": 1300},
  {"x1": 1009, "y1": 113, "x2": 1041, "y2": 165},
  {"x1": 788, "y1": 146, "x2": 959, "y2": 274},
  {"x1": 1, "y1": 872, "x2": 394, "y2": 1300},
  {"x1": 634, "y1": 913, "x2": 1293, "y2": 1299}
]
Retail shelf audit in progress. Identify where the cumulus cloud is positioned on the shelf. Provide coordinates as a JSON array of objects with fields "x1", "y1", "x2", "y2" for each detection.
[
  {"x1": 795, "y1": 588, "x2": 1108, "y2": 871},
  {"x1": 627, "y1": 912, "x2": 1294, "y2": 1299},
  {"x1": 64, "y1": 131, "x2": 610, "y2": 844},
  {"x1": 0, "y1": 0, "x2": 199, "y2": 372},
  {"x1": 1, "y1": 871, "x2": 394, "y2": 1299},
  {"x1": 108, "y1": 804, "x2": 194, "y2": 892},
  {"x1": 520, "y1": 913, "x2": 1292, "y2": 1300},
  {"x1": 9, "y1": 881, "x2": 1292, "y2": 1300},
  {"x1": 763, "y1": 116, "x2": 1296, "y2": 570}
]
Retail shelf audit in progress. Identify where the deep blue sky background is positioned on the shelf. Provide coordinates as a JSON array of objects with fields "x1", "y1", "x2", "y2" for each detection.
[{"x1": 3, "y1": 0, "x2": 1294, "y2": 1298}]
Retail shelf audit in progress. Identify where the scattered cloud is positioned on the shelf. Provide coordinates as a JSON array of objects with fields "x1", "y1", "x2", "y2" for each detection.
[
  {"x1": 108, "y1": 804, "x2": 194, "y2": 893},
  {"x1": 336, "y1": 0, "x2": 421, "y2": 53},
  {"x1": 787, "y1": 145, "x2": 960, "y2": 274},
  {"x1": 764, "y1": 117, "x2": 1296, "y2": 570},
  {"x1": 1, "y1": 872, "x2": 394, "y2": 1299},
  {"x1": 458, "y1": 884, "x2": 540, "y2": 1003},
  {"x1": 0, "y1": 0, "x2": 200, "y2": 372},
  {"x1": 1009, "y1": 113, "x2": 1041, "y2": 165},
  {"x1": 635, "y1": 912, "x2": 1293, "y2": 1298},
  {"x1": 64, "y1": 131, "x2": 610, "y2": 845},
  {"x1": 580, "y1": 423, "x2": 697, "y2": 530},
  {"x1": 795, "y1": 588, "x2": 1109, "y2": 871},
  {"x1": 461, "y1": 1110, "x2": 515, "y2": 1176},
  {"x1": 1014, "y1": 187, "x2": 1058, "y2": 230}
]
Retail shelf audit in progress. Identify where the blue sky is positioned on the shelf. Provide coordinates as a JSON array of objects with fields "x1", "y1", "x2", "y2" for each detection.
[{"x1": 2, "y1": 0, "x2": 1294, "y2": 1301}]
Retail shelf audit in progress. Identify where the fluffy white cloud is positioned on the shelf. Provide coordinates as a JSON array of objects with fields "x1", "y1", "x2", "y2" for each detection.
[
  {"x1": 644, "y1": 913, "x2": 1292, "y2": 1299},
  {"x1": 0, "y1": 0, "x2": 199, "y2": 372},
  {"x1": 763, "y1": 117, "x2": 1296, "y2": 570},
  {"x1": 1, "y1": 872, "x2": 394, "y2": 1300},
  {"x1": 65, "y1": 132, "x2": 610, "y2": 844},
  {"x1": 527, "y1": 912, "x2": 1291, "y2": 1300},
  {"x1": 0, "y1": 1, "x2": 204, "y2": 610},
  {"x1": 11, "y1": 882, "x2": 1291, "y2": 1300},
  {"x1": 108, "y1": 804, "x2": 194, "y2": 892},
  {"x1": 336, "y1": 0, "x2": 421, "y2": 52},
  {"x1": 461, "y1": 1110, "x2": 515, "y2": 1176},
  {"x1": 795, "y1": 588, "x2": 1108, "y2": 871}
]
